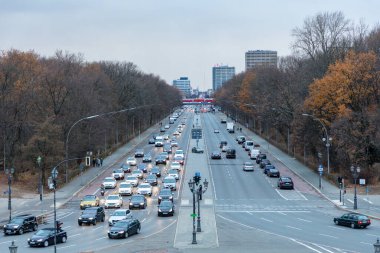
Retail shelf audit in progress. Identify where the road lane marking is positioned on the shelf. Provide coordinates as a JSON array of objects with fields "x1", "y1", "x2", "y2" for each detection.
[
  {"x1": 346, "y1": 199, "x2": 354, "y2": 204},
  {"x1": 295, "y1": 189, "x2": 308, "y2": 200},
  {"x1": 95, "y1": 236, "x2": 107, "y2": 240},
  {"x1": 275, "y1": 189, "x2": 289, "y2": 200},
  {"x1": 289, "y1": 239, "x2": 323, "y2": 253},
  {"x1": 247, "y1": 212, "x2": 253, "y2": 215},
  {"x1": 361, "y1": 242, "x2": 373, "y2": 246},
  {"x1": 328, "y1": 225, "x2": 345, "y2": 230},
  {"x1": 278, "y1": 212, "x2": 287, "y2": 215},
  {"x1": 312, "y1": 243, "x2": 335, "y2": 253},
  {"x1": 319, "y1": 233, "x2": 338, "y2": 239},
  {"x1": 93, "y1": 225, "x2": 104, "y2": 231},
  {"x1": 260, "y1": 218, "x2": 273, "y2": 223},
  {"x1": 69, "y1": 233, "x2": 81, "y2": 237},
  {"x1": 0, "y1": 240, "x2": 15, "y2": 245},
  {"x1": 367, "y1": 233, "x2": 379, "y2": 237},
  {"x1": 297, "y1": 218, "x2": 312, "y2": 223},
  {"x1": 62, "y1": 226, "x2": 71, "y2": 229},
  {"x1": 286, "y1": 225, "x2": 301, "y2": 230},
  {"x1": 362, "y1": 198, "x2": 373, "y2": 204},
  {"x1": 58, "y1": 244, "x2": 76, "y2": 249}
]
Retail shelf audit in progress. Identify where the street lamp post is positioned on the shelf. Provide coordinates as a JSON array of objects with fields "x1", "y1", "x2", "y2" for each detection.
[
  {"x1": 188, "y1": 179, "x2": 197, "y2": 244},
  {"x1": 374, "y1": 238, "x2": 380, "y2": 252},
  {"x1": 196, "y1": 179, "x2": 209, "y2": 232},
  {"x1": 37, "y1": 156, "x2": 43, "y2": 223},
  {"x1": 350, "y1": 165, "x2": 360, "y2": 210},
  {"x1": 51, "y1": 167, "x2": 58, "y2": 253},
  {"x1": 302, "y1": 113, "x2": 332, "y2": 174},
  {"x1": 8, "y1": 240, "x2": 17, "y2": 253},
  {"x1": 5, "y1": 167, "x2": 14, "y2": 222}
]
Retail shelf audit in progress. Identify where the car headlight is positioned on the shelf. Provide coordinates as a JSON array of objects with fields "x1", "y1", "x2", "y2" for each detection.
[
  {"x1": 89, "y1": 218, "x2": 94, "y2": 220},
  {"x1": 140, "y1": 202, "x2": 145, "y2": 205},
  {"x1": 107, "y1": 230, "x2": 110, "y2": 233},
  {"x1": 13, "y1": 225, "x2": 19, "y2": 228},
  {"x1": 27, "y1": 238, "x2": 30, "y2": 241},
  {"x1": 118, "y1": 230, "x2": 125, "y2": 234},
  {"x1": 78, "y1": 217, "x2": 82, "y2": 220},
  {"x1": 37, "y1": 239, "x2": 43, "y2": 242},
  {"x1": 169, "y1": 196, "x2": 173, "y2": 199},
  {"x1": 158, "y1": 196, "x2": 162, "y2": 199},
  {"x1": 158, "y1": 209, "x2": 162, "y2": 212},
  {"x1": 169, "y1": 209, "x2": 173, "y2": 212},
  {"x1": 3, "y1": 225, "x2": 6, "y2": 228}
]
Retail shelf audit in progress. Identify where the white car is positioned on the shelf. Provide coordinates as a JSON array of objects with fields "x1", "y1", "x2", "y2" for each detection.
[
  {"x1": 132, "y1": 170, "x2": 143, "y2": 179},
  {"x1": 163, "y1": 176, "x2": 177, "y2": 191},
  {"x1": 108, "y1": 209, "x2": 133, "y2": 226},
  {"x1": 125, "y1": 175, "x2": 139, "y2": 187},
  {"x1": 112, "y1": 169, "x2": 125, "y2": 180},
  {"x1": 126, "y1": 157, "x2": 137, "y2": 166},
  {"x1": 249, "y1": 149, "x2": 261, "y2": 160},
  {"x1": 118, "y1": 182, "x2": 133, "y2": 196},
  {"x1": 168, "y1": 169, "x2": 179, "y2": 180},
  {"x1": 102, "y1": 177, "x2": 117, "y2": 189},
  {"x1": 243, "y1": 162, "x2": 255, "y2": 171},
  {"x1": 137, "y1": 183, "x2": 152, "y2": 196},
  {"x1": 171, "y1": 140, "x2": 178, "y2": 147},
  {"x1": 170, "y1": 162, "x2": 181, "y2": 171},
  {"x1": 105, "y1": 195, "x2": 123, "y2": 209},
  {"x1": 164, "y1": 124, "x2": 170, "y2": 129},
  {"x1": 163, "y1": 134, "x2": 169, "y2": 140},
  {"x1": 174, "y1": 149, "x2": 184, "y2": 159},
  {"x1": 214, "y1": 129, "x2": 220, "y2": 133}
]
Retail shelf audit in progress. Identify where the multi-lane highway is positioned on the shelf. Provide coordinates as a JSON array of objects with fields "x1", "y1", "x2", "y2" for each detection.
[{"x1": 0, "y1": 108, "x2": 378, "y2": 253}]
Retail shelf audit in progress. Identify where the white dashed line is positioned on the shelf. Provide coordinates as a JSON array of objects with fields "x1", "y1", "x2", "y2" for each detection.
[
  {"x1": 319, "y1": 233, "x2": 338, "y2": 239},
  {"x1": 286, "y1": 225, "x2": 302, "y2": 230},
  {"x1": 297, "y1": 218, "x2": 312, "y2": 223},
  {"x1": 260, "y1": 218, "x2": 273, "y2": 223}
]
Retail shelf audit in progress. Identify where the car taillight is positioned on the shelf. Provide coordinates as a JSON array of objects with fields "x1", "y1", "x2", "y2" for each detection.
[{"x1": 358, "y1": 221, "x2": 362, "y2": 224}]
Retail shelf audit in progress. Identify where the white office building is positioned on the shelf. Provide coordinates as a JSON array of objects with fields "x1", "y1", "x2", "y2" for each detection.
[{"x1": 173, "y1": 77, "x2": 192, "y2": 98}]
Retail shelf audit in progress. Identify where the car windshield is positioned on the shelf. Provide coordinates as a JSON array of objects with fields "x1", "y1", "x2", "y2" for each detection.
[
  {"x1": 120, "y1": 183, "x2": 131, "y2": 188},
  {"x1": 270, "y1": 168, "x2": 278, "y2": 172},
  {"x1": 132, "y1": 171, "x2": 141, "y2": 174},
  {"x1": 111, "y1": 211, "x2": 126, "y2": 216},
  {"x1": 132, "y1": 196, "x2": 144, "y2": 201},
  {"x1": 282, "y1": 178, "x2": 292, "y2": 182},
  {"x1": 83, "y1": 209, "x2": 97, "y2": 214},
  {"x1": 35, "y1": 229, "x2": 52, "y2": 236},
  {"x1": 104, "y1": 178, "x2": 114, "y2": 183},
  {"x1": 83, "y1": 195, "x2": 96, "y2": 201},
  {"x1": 114, "y1": 220, "x2": 130, "y2": 227},
  {"x1": 140, "y1": 184, "x2": 151, "y2": 188},
  {"x1": 164, "y1": 178, "x2": 176, "y2": 183},
  {"x1": 160, "y1": 189, "x2": 171, "y2": 195},
  {"x1": 127, "y1": 157, "x2": 135, "y2": 161},
  {"x1": 245, "y1": 162, "x2": 253, "y2": 166},
  {"x1": 172, "y1": 162, "x2": 180, "y2": 166},
  {"x1": 147, "y1": 175, "x2": 156, "y2": 180},
  {"x1": 160, "y1": 201, "x2": 173, "y2": 207},
  {"x1": 127, "y1": 176, "x2": 136, "y2": 180},
  {"x1": 9, "y1": 218, "x2": 24, "y2": 224},
  {"x1": 168, "y1": 169, "x2": 178, "y2": 174},
  {"x1": 113, "y1": 169, "x2": 122, "y2": 173},
  {"x1": 107, "y1": 195, "x2": 120, "y2": 200}
]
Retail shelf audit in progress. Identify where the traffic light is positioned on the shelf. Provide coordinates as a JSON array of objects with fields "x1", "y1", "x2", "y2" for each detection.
[
  {"x1": 337, "y1": 176, "x2": 342, "y2": 184},
  {"x1": 194, "y1": 172, "x2": 201, "y2": 185}
]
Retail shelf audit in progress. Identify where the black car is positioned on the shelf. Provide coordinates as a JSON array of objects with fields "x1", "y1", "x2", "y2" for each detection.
[
  {"x1": 264, "y1": 164, "x2": 275, "y2": 174},
  {"x1": 4, "y1": 214, "x2": 38, "y2": 235},
  {"x1": 219, "y1": 141, "x2": 227, "y2": 148},
  {"x1": 137, "y1": 163, "x2": 148, "y2": 173},
  {"x1": 150, "y1": 167, "x2": 161, "y2": 177},
  {"x1": 120, "y1": 163, "x2": 131, "y2": 173},
  {"x1": 145, "y1": 174, "x2": 158, "y2": 186},
  {"x1": 277, "y1": 177, "x2": 294, "y2": 189},
  {"x1": 134, "y1": 149, "x2": 144, "y2": 158},
  {"x1": 155, "y1": 155, "x2": 167, "y2": 165},
  {"x1": 267, "y1": 168, "x2": 280, "y2": 177},
  {"x1": 256, "y1": 153, "x2": 267, "y2": 164},
  {"x1": 129, "y1": 195, "x2": 147, "y2": 209},
  {"x1": 108, "y1": 219, "x2": 141, "y2": 239},
  {"x1": 142, "y1": 154, "x2": 152, "y2": 163},
  {"x1": 158, "y1": 200, "x2": 175, "y2": 216},
  {"x1": 226, "y1": 149, "x2": 236, "y2": 159},
  {"x1": 28, "y1": 227, "x2": 67, "y2": 247},
  {"x1": 236, "y1": 136, "x2": 246, "y2": 144},
  {"x1": 160, "y1": 127, "x2": 166, "y2": 132},
  {"x1": 211, "y1": 151, "x2": 222, "y2": 159},
  {"x1": 148, "y1": 138, "x2": 155, "y2": 144},
  {"x1": 334, "y1": 213, "x2": 371, "y2": 229},
  {"x1": 78, "y1": 207, "x2": 105, "y2": 226},
  {"x1": 158, "y1": 188, "x2": 173, "y2": 204},
  {"x1": 260, "y1": 159, "x2": 271, "y2": 168}
]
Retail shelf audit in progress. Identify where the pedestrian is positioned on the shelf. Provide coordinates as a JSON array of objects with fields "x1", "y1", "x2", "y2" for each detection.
[
  {"x1": 198, "y1": 185, "x2": 203, "y2": 200},
  {"x1": 92, "y1": 158, "x2": 96, "y2": 167},
  {"x1": 96, "y1": 158, "x2": 100, "y2": 167},
  {"x1": 100, "y1": 157, "x2": 103, "y2": 166}
]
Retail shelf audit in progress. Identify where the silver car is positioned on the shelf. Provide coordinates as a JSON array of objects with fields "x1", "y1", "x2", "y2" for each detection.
[{"x1": 108, "y1": 209, "x2": 133, "y2": 226}]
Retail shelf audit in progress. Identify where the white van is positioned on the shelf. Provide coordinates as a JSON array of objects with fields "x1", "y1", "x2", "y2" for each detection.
[
  {"x1": 249, "y1": 148, "x2": 261, "y2": 160},
  {"x1": 244, "y1": 141, "x2": 254, "y2": 151}
]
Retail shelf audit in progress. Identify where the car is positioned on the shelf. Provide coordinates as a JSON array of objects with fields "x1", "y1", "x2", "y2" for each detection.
[
  {"x1": 137, "y1": 183, "x2": 153, "y2": 196},
  {"x1": 145, "y1": 174, "x2": 158, "y2": 186},
  {"x1": 108, "y1": 219, "x2": 141, "y2": 239},
  {"x1": 118, "y1": 182, "x2": 133, "y2": 196},
  {"x1": 112, "y1": 168, "x2": 125, "y2": 180},
  {"x1": 243, "y1": 162, "x2": 254, "y2": 171},
  {"x1": 236, "y1": 136, "x2": 246, "y2": 144},
  {"x1": 105, "y1": 195, "x2": 123, "y2": 209},
  {"x1": 333, "y1": 213, "x2": 371, "y2": 229},
  {"x1": 211, "y1": 151, "x2": 222, "y2": 159},
  {"x1": 155, "y1": 155, "x2": 167, "y2": 165},
  {"x1": 163, "y1": 176, "x2": 177, "y2": 191},
  {"x1": 170, "y1": 140, "x2": 178, "y2": 147},
  {"x1": 214, "y1": 129, "x2": 220, "y2": 133},
  {"x1": 148, "y1": 138, "x2": 156, "y2": 144},
  {"x1": 137, "y1": 163, "x2": 148, "y2": 173},
  {"x1": 150, "y1": 166, "x2": 161, "y2": 177},
  {"x1": 264, "y1": 164, "x2": 275, "y2": 174},
  {"x1": 173, "y1": 156, "x2": 184, "y2": 165},
  {"x1": 277, "y1": 177, "x2": 294, "y2": 189},
  {"x1": 80, "y1": 195, "x2": 100, "y2": 210},
  {"x1": 160, "y1": 151, "x2": 170, "y2": 160},
  {"x1": 108, "y1": 209, "x2": 133, "y2": 226},
  {"x1": 168, "y1": 169, "x2": 180, "y2": 180},
  {"x1": 256, "y1": 153, "x2": 267, "y2": 164},
  {"x1": 267, "y1": 168, "x2": 280, "y2": 177},
  {"x1": 173, "y1": 130, "x2": 180, "y2": 135},
  {"x1": 249, "y1": 148, "x2": 261, "y2": 160},
  {"x1": 142, "y1": 154, "x2": 152, "y2": 163},
  {"x1": 163, "y1": 144, "x2": 172, "y2": 154},
  {"x1": 181, "y1": 120, "x2": 186, "y2": 125},
  {"x1": 126, "y1": 157, "x2": 137, "y2": 166},
  {"x1": 226, "y1": 148, "x2": 236, "y2": 159},
  {"x1": 155, "y1": 136, "x2": 164, "y2": 147},
  {"x1": 4, "y1": 214, "x2": 38, "y2": 235},
  {"x1": 129, "y1": 194, "x2": 147, "y2": 209},
  {"x1": 160, "y1": 127, "x2": 166, "y2": 133},
  {"x1": 174, "y1": 149, "x2": 185, "y2": 159},
  {"x1": 134, "y1": 149, "x2": 144, "y2": 158},
  {"x1": 170, "y1": 161, "x2": 181, "y2": 171},
  {"x1": 244, "y1": 140, "x2": 254, "y2": 151},
  {"x1": 260, "y1": 159, "x2": 271, "y2": 168},
  {"x1": 125, "y1": 175, "x2": 139, "y2": 187},
  {"x1": 158, "y1": 200, "x2": 175, "y2": 216},
  {"x1": 219, "y1": 141, "x2": 227, "y2": 148},
  {"x1": 28, "y1": 227, "x2": 67, "y2": 247},
  {"x1": 120, "y1": 163, "x2": 131, "y2": 173},
  {"x1": 164, "y1": 124, "x2": 170, "y2": 129},
  {"x1": 163, "y1": 134, "x2": 170, "y2": 140},
  {"x1": 192, "y1": 146, "x2": 204, "y2": 153},
  {"x1": 102, "y1": 177, "x2": 117, "y2": 189},
  {"x1": 131, "y1": 169, "x2": 143, "y2": 179},
  {"x1": 78, "y1": 206, "x2": 105, "y2": 226},
  {"x1": 221, "y1": 145, "x2": 229, "y2": 152},
  {"x1": 158, "y1": 188, "x2": 173, "y2": 204}
]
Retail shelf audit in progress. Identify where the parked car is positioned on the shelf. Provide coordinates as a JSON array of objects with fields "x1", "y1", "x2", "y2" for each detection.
[
  {"x1": 134, "y1": 149, "x2": 144, "y2": 158},
  {"x1": 277, "y1": 177, "x2": 294, "y2": 189},
  {"x1": 150, "y1": 166, "x2": 161, "y2": 177},
  {"x1": 78, "y1": 207, "x2": 105, "y2": 226},
  {"x1": 192, "y1": 146, "x2": 204, "y2": 153},
  {"x1": 105, "y1": 195, "x2": 123, "y2": 209},
  {"x1": 126, "y1": 157, "x2": 137, "y2": 166},
  {"x1": 108, "y1": 219, "x2": 140, "y2": 239},
  {"x1": 4, "y1": 214, "x2": 38, "y2": 235},
  {"x1": 333, "y1": 213, "x2": 371, "y2": 229},
  {"x1": 129, "y1": 195, "x2": 147, "y2": 209},
  {"x1": 28, "y1": 227, "x2": 67, "y2": 247},
  {"x1": 243, "y1": 162, "x2": 254, "y2": 171},
  {"x1": 267, "y1": 168, "x2": 280, "y2": 177},
  {"x1": 211, "y1": 151, "x2": 222, "y2": 159},
  {"x1": 158, "y1": 200, "x2": 175, "y2": 216},
  {"x1": 118, "y1": 182, "x2": 133, "y2": 196},
  {"x1": 112, "y1": 169, "x2": 125, "y2": 180},
  {"x1": 102, "y1": 177, "x2": 117, "y2": 189},
  {"x1": 80, "y1": 195, "x2": 100, "y2": 210},
  {"x1": 108, "y1": 209, "x2": 133, "y2": 226},
  {"x1": 158, "y1": 188, "x2": 173, "y2": 204}
]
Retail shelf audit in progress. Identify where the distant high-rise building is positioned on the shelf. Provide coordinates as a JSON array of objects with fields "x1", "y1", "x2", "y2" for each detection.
[
  {"x1": 212, "y1": 65, "x2": 235, "y2": 90},
  {"x1": 245, "y1": 50, "x2": 277, "y2": 70},
  {"x1": 173, "y1": 77, "x2": 192, "y2": 98}
]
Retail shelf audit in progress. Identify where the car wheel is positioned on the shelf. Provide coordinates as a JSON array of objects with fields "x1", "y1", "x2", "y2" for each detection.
[
  {"x1": 44, "y1": 240, "x2": 49, "y2": 247},
  {"x1": 93, "y1": 220, "x2": 97, "y2": 226},
  {"x1": 78, "y1": 222, "x2": 82, "y2": 226},
  {"x1": 334, "y1": 220, "x2": 339, "y2": 225},
  {"x1": 61, "y1": 236, "x2": 67, "y2": 243},
  {"x1": 137, "y1": 227, "x2": 140, "y2": 234},
  {"x1": 124, "y1": 232, "x2": 129, "y2": 238},
  {"x1": 351, "y1": 223, "x2": 356, "y2": 229},
  {"x1": 101, "y1": 216, "x2": 105, "y2": 222},
  {"x1": 33, "y1": 224, "x2": 38, "y2": 231},
  {"x1": 18, "y1": 228, "x2": 24, "y2": 235}
]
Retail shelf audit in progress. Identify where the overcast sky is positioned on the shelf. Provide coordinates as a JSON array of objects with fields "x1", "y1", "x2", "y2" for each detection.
[{"x1": 1, "y1": 0, "x2": 379, "y2": 91}]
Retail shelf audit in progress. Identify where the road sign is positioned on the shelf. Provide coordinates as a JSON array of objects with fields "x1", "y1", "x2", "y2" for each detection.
[
  {"x1": 51, "y1": 167, "x2": 58, "y2": 179},
  {"x1": 191, "y1": 128, "x2": 202, "y2": 139},
  {"x1": 318, "y1": 165, "x2": 323, "y2": 172},
  {"x1": 190, "y1": 213, "x2": 197, "y2": 218}
]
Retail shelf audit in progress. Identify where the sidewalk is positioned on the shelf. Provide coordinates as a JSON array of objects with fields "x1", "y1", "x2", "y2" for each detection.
[{"x1": 234, "y1": 119, "x2": 380, "y2": 220}]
